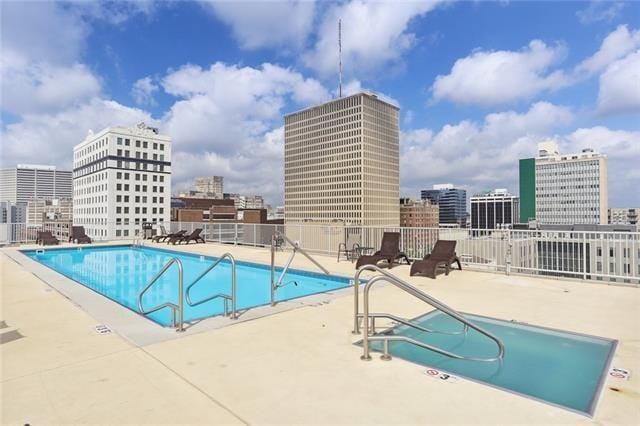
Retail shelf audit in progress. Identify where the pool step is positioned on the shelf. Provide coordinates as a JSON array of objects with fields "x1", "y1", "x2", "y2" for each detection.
[{"x1": 0, "y1": 320, "x2": 24, "y2": 345}]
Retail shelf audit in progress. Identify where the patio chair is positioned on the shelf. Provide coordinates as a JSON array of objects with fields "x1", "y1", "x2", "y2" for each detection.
[
  {"x1": 273, "y1": 235, "x2": 285, "y2": 251},
  {"x1": 70, "y1": 226, "x2": 92, "y2": 244},
  {"x1": 151, "y1": 225, "x2": 170, "y2": 242},
  {"x1": 161, "y1": 230, "x2": 187, "y2": 244},
  {"x1": 410, "y1": 240, "x2": 462, "y2": 279},
  {"x1": 37, "y1": 231, "x2": 60, "y2": 246},
  {"x1": 355, "y1": 232, "x2": 411, "y2": 269},
  {"x1": 171, "y1": 228, "x2": 204, "y2": 244},
  {"x1": 337, "y1": 233, "x2": 361, "y2": 262}
]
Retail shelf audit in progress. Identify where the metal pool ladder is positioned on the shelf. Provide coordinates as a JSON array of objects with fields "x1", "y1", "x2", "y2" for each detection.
[
  {"x1": 185, "y1": 253, "x2": 237, "y2": 320},
  {"x1": 138, "y1": 257, "x2": 185, "y2": 332},
  {"x1": 270, "y1": 231, "x2": 331, "y2": 306},
  {"x1": 353, "y1": 264, "x2": 505, "y2": 363}
]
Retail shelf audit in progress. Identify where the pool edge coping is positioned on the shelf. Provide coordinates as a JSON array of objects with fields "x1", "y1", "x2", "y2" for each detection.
[{"x1": 3, "y1": 244, "x2": 360, "y2": 347}]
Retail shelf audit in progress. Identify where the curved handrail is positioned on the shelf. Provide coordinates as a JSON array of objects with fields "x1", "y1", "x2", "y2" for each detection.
[
  {"x1": 185, "y1": 253, "x2": 236, "y2": 319},
  {"x1": 138, "y1": 257, "x2": 184, "y2": 332},
  {"x1": 360, "y1": 275, "x2": 504, "y2": 363},
  {"x1": 353, "y1": 264, "x2": 467, "y2": 334}
]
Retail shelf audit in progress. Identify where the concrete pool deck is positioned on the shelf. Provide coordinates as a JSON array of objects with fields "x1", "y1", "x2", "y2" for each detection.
[{"x1": 1, "y1": 241, "x2": 639, "y2": 424}]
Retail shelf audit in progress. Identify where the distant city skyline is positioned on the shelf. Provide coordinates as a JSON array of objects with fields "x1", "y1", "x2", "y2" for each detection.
[{"x1": 1, "y1": 1, "x2": 638, "y2": 207}]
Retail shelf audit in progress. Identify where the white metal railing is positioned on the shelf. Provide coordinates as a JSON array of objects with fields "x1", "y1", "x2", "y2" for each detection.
[{"x1": 3, "y1": 221, "x2": 639, "y2": 285}]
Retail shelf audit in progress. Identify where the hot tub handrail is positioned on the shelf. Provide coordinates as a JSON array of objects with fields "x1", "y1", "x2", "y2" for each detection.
[
  {"x1": 138, "y1": 257, "x2": 184, "y2": 332},
  {"x1": 185, "y1": 253, "x2": 237, "y2": 319},
  {"x1": 358, "y1": 274, "x2": 505, "y2": 363}
]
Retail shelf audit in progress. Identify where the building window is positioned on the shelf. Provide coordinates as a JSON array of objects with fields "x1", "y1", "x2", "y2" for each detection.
[{"x1": 117, "y1": 137, "x2": 123, "y2": 145}]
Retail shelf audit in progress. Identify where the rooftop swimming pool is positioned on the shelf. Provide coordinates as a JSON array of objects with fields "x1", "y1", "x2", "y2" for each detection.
[
  {"x1": 366, "y1": 311, "x2": 616, "y2": 415},
  {"x1": 23, "y1": 245, "x2": 352, "y2": 326}
]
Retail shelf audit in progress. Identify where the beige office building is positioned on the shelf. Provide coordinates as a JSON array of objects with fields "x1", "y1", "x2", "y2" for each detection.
[{"x1": 284, "y1": 92, "x2": 399, "y2": 226}]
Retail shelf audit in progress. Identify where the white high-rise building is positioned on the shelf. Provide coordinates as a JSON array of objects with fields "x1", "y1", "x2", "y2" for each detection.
[
  {"x1": 0, "y1": 165, "x2": 72, "y2": 203},
  {"x1": 284, "y1": 92, "x2": 400, "y2": 226},
  {"x1": 535, "y1": 141, "x2": 608, "y2": 225},
  {"x1": 72, "y1": 123, "x2": 171, "y2": 239}
]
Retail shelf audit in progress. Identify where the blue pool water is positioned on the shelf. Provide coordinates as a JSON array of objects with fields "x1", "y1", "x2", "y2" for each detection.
[
  {"x1": 23, "y1": 245, "x2": 351, "y2": 326},
  {"x1": 367, "y1": 311, "x2": 615, "y2": 415}
]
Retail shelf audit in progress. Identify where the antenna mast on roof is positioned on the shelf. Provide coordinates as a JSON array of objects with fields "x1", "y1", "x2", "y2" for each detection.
[{"x1": 338, "y1": 19, "x2": 342, "y2": 98}]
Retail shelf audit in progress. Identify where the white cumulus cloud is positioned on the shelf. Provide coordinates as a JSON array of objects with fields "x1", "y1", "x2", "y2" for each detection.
[
  {"x1": 575, "y1": 25, "x2": 640, "y2": 76},
  {"x1": 401, "y1": 102, "x2": 574, "y2": 197},
  {"x1": 201, "y1": 0, "x2": 316, "y2": 50},
  {"x1": 303, "y1": 0, "x2": 441, "y2": 77},
  {"x1": 597, "y1": 50, "x2": 640, "y2": 114},
  {"x1": 131, "y1": 77, "x2": 160, "y2": 106},
  {"x1": 431, "y1": 40, "x2": 569, "y2": 106}
]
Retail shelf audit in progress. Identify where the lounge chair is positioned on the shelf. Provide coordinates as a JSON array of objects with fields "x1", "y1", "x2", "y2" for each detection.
[
  {"x1": 70, "y1": 226, "x2": 91, "y2": 244},
  {"x1": 37, "y1": 231, "x2": 60, "y2": 246},
  {"x1": 161, "y1": 230, "x2": 186, "y2": 244},
  {"x1": 337, "y1": 233, "x2": 361, "y2": 262},
  {"x1": 410, "y1": 240, "x2": 462, "y2": 279},
  {"x1": 151, "y1": 225, "x2": 171, "y2": 242},
  {"x1": 173, "y1": 228, "x2": 205, "y2": 244},
  {"x1": 355, "y1": 232, "x2": 411, "y2": 269}
]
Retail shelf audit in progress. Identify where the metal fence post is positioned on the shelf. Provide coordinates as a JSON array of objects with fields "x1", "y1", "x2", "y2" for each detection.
[
  {"x1": 234, "y1": 223, "x2": 238, "y2": 246},
  {"x1": 582, "y1": 231, "x2": 587, "y2": 281},
  {"x1": 506, "y1": 229, "x2": 511, "y2": 275}
]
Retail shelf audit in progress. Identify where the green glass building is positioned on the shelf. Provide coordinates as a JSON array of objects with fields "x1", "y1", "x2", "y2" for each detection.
[{"x1": 519, "y1": 158, "x2": 536, "y2": 223}]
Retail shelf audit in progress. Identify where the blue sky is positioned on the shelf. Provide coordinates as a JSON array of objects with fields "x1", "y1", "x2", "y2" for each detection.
[{"x1": 1, "y1": 0, "x2": 639, "y2": 207}]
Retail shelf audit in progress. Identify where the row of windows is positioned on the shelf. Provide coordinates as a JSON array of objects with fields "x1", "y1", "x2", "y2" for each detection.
[
  {"x1": 116, "y1": 137, "x2": 165, "y2": 151},
  {"x1": 115, "y1": 184, "x2": 165, "y2": 193},
  {"x1": 116, "y1": 172, "x2": 165, "y2": 183},
  {"x1": 116, "y1": 149, "x2": 165, "y2": 161},
  {"x1": 285, "y1": 96, "x2": 363, "y2": 125}
]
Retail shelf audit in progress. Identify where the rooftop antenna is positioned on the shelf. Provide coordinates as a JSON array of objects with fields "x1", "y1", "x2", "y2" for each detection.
[{"x1": 338, "y1": 19, "x2": 342, "y2": 98}]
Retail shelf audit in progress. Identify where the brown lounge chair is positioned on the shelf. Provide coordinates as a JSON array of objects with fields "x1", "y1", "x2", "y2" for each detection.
[
  {"x1": 37, "y1": 231, "x2": 60, "y2": 246},
  {"x1": 355, "y1": 232, "x2": 411, "y2": 269},
  {"x1": 410, "y1": 240, "x2": 462, "y2": 279},
  {"x1": 70, "y1": 226, "x2": 91, "y2": 244},
  {"x1": 151, "y1": 225, "x2": 174, "y2": 242},
  {"x1": 174, "y1": 228, "x2": 205, "y2": 244},
  {"x1": 160, "y1": 230, "x2": 186, "y2": 244}
]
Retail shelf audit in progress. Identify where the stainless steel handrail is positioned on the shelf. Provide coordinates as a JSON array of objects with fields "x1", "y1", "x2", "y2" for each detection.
[
  {"x1": 270, "y1": 231, "x2": 330, "y2": 306},
  {"x1": 185, "y1": 253, "x2": 237, "y2": 319},
  {"x1": 359, "y1": 274, "x2": 505, "y2": 362},
  {"x1": 138, "y1": 258, "x2": 184, "y2": 332},
  {"x1": 353, "y1": 264, "x2": 425, "y2": 334}
]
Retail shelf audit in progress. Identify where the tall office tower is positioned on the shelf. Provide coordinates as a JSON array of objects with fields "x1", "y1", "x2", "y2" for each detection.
[
  {"x1": 26, "y1": 198, "x2": 74, "y2": 226},
  {"x1": 520, "y1": 141, "x2": 608, "y2": 225},
  {"x1": 0, "y1": 165, "x2": 72, "y2": 203},
  {"x1": 470, "y1": 189, "x2": 520, "y2": 230},
  {"x1": 284, "y1": 92, "x2": 400, "y2": 226},
  {"x1": 73, "y1": 123, "x2": 171, "y2": 239},
  {"x1": 421, "y1": 184, "x2": 467, "y2": 226},
  {"x1": 194, "y1": 176, "x2": 223, "y2": 197}
]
